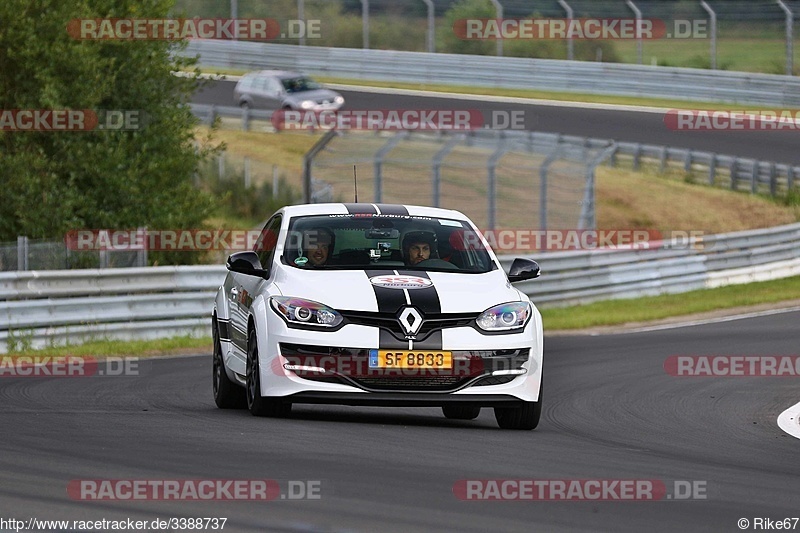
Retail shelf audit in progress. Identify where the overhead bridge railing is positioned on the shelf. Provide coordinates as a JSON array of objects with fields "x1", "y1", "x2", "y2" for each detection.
[
  {"x1": 183, "y1": 40, "x2": 800, "y2": 106},
  {"x1": 2, "y1": 223, "x2": 800, "y2": 352}
]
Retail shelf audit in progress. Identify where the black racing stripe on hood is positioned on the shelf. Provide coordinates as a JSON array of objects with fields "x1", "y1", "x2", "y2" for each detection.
[
  {"x1": 375, "y1": 204, "x2": 408, "y2": 215},
  {"x1": 344, "y1": 203, "x2": 377, "y2": 214},
  {"x1": 397, "y1": 270, "x2": 441, "y2": 315},
  {"x1": 366, "y1": 269, "x2": 443, "y2": 350},
  {"x1": 366, "y1": 269, "x2": 409, "y2": 349},
  {"x1": 399, "y1": 270, "x2": 443, "y2": 350},
  {"x1": 365, "y1": 269, "x2": 407, "y2": 314}
]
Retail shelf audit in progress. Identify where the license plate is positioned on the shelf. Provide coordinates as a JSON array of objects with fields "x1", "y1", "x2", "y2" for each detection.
[{"x1": 369, "y1": 350, "x2": 452, "y2": 369}]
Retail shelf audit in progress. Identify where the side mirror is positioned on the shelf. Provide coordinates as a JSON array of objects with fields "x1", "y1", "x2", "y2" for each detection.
[
  {"x1": 226, "y1": 251, "x2": 268, "y2": 278},
  {"x1": 508, "y1": 258, "x2": 540, "y2": 283}
]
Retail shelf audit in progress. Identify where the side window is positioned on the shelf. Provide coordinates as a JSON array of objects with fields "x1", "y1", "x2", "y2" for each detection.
[
  {"x1": 265, "y1": 78, "x2": 283, "y2": 96},
  {"x1": 255, "y1": 215, "x2": 282, "y2": 275}
]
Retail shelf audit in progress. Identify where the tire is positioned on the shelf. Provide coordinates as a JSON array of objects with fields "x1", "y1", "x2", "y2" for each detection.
[
  {"x1": 246, "y1": 328, "x2": 292, "y2": 418},
  {"x1": 494, "y1": 384, "x2": 542, "y2": 430},
  {"x1": 442, "y1": 405, "x2": 481, "y2": 420},
  {"x1": 212, "y1": 317, "x2": 246, "y2": 409}
]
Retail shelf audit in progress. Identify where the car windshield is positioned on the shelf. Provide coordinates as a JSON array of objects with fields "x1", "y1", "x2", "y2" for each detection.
[
  {"x1": 280, "y1": 77, "x2": 322, "y2": 93},
  {"x1": 283, "y1": 214, "x2": 496, "y2": 273}
]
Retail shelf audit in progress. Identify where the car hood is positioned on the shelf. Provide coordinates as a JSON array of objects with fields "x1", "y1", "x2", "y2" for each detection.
[
  {"x1": 273, "y1": 267, "x2": 522, "y2": 314},
  {"x1": 283, "y1": 89, "x2": 340, "y2": 103}
]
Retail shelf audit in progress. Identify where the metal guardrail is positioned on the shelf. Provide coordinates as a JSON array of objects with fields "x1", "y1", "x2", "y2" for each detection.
[
  {"x1": 2, "y1": 222, "x2": 800, "y2": 351},
  {"x1": 183, "y1": 40, "x2": 800, "y2": 106}
]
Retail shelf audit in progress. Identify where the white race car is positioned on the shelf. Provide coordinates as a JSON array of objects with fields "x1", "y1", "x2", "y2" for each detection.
[{"x1": 212, "y1": 203, "x2": 543, "y2": 429}]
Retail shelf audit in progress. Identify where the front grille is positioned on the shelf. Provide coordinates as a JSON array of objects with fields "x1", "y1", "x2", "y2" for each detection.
[
  {"x1": 352, "y1": 375, "x2": 467, "y2": 391},
  {"x1": 280, "y1": 344, "x2": 529, "y2": 392}
]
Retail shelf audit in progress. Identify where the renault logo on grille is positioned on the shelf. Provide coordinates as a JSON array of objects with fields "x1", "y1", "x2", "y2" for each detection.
[{"x1": 397, "y1": 307, "x2": 423, "y2": 338}]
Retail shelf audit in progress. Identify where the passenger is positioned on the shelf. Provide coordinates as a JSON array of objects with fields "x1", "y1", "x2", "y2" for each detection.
[{"x1": 302, "y1": 228, "x2": 335, "y2": 267}]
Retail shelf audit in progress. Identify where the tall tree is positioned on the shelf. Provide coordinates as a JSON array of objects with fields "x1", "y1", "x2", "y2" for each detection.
[{"x1": 0, "y1": 0, "x2": 215, "y2": 251}]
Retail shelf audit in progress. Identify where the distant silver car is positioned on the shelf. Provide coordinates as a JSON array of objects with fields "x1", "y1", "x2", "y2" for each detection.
[{"x1": 234, "y1": 70, "x2": 344, "y2": 111}]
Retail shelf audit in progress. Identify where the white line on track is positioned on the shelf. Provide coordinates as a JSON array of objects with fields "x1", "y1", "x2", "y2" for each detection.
[{"x1": 778, "y1": 401, "x2": 800, "y2": 440}]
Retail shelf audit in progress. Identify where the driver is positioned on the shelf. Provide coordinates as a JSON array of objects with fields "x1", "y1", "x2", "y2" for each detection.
[
  {"x1": 402, "y1": 230, "x2": 438, "y2": 266},
  {"x1": 302, "y1": 227, "x2": 335, "y2": 267}
]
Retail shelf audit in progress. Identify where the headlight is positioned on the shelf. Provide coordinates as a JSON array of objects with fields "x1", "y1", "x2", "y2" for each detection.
[
  {"x1": 476, "y1": 302, "x2": 531, "y2": 332},
  {"x1": 270, "y1": 297, "x2": 343, "y2": 328},
  {"x1": 334, "y1": 95, "x2": 345, "y2": 104},
  {"x1": 299, "y1": 100, "x2": 316, "y2": 109}
]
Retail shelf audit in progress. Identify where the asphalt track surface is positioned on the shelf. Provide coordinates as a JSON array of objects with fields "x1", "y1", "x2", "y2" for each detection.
[
  {"x1": 193, "y1": 79, "x2": 800, "y2": 165},
  {"x1": 2, "y1": 310, "x2": 800, "y2": 532}
]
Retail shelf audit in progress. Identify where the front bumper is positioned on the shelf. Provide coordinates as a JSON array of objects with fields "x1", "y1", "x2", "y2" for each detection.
[{"x1": 256, "y1": 304, "x2": 543, "y2": 403}]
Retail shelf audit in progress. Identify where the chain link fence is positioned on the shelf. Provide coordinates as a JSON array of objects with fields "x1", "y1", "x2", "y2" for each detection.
[{"x1": 303, "y1": 129, "x2": 615, "y2": 231}]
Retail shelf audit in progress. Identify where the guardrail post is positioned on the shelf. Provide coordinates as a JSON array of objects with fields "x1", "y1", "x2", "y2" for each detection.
[
  {"x1": 558, "y1": 0, "x2": 574, "y2": 61},
  {"x1": 230, "y1": 0, "x2": 238, "y2": 40},
  {"x1": 297, "y1": 0, "x2": 306, "y2": 46},
  {"x1": 242, "y1": 105, "x2": 250, "y2": 131},
  {"x1": 708, "y1": 153, "x2": 716, "y2": 185},
  {"x1": 700, "y1": 1, "x2": 717, "y2": 69},
  {"x1": 659, "y1": 146, "x2": 667, "y2": 173},
  {"x1": 769, "y1": 162, "x2": 777, "y2": 196},
  {"x1": 360, "y1": 0, "x2": 369, "y2": 49},
  {"x1": 789, "y1": 165, "x2": 796, "y2": 190},
  {"x1": 137, "y1": 227, "x2": 147, "y2": 267},
  {"x1": 684, "y1": 150, "x2": 692, "y2": 173},
  {"x1": 489, "y1": 0, "x2": 503, "y2": 56},
  {"x1": 626, "y1": 0, "x2": 643, "y2": 65},
  {"x1": 609, "y1": 144, "x2": 618, "y2": 167},
  {"x1": 751, "y1": 161, "x2": 759, "y2": 193},
  {"x1": 421, "y1": 0, "x2": 435, "y2": 53},
  {"x1": 632, "y1": 143, "x2": 642, "y2": 170},
  {"x1": 730, "y1": 158, "x2": 738, "y2": 190},
  {"x1": 17, "y1": 236, "x2": 28, "y2": 271},
  {"x1": 778, "y1": 0, "x2": 794, "y2": 75},
  {"x1": 208, "y1": 105, "x2": 217, "y2": 127}
]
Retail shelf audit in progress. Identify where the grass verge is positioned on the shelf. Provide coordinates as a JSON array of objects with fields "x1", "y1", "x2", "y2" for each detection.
[
  {"x1": 3, "y1": 336, "x2": 211, "y2": 359},
  {"x1": 540, "y1": 276, "x2": 800, "y2": 330}
]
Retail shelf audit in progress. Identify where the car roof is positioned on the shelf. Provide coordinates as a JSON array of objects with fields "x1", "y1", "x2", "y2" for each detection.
[{"x1": 277, "y1": 203, "x2": 470, "y2": 220}]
